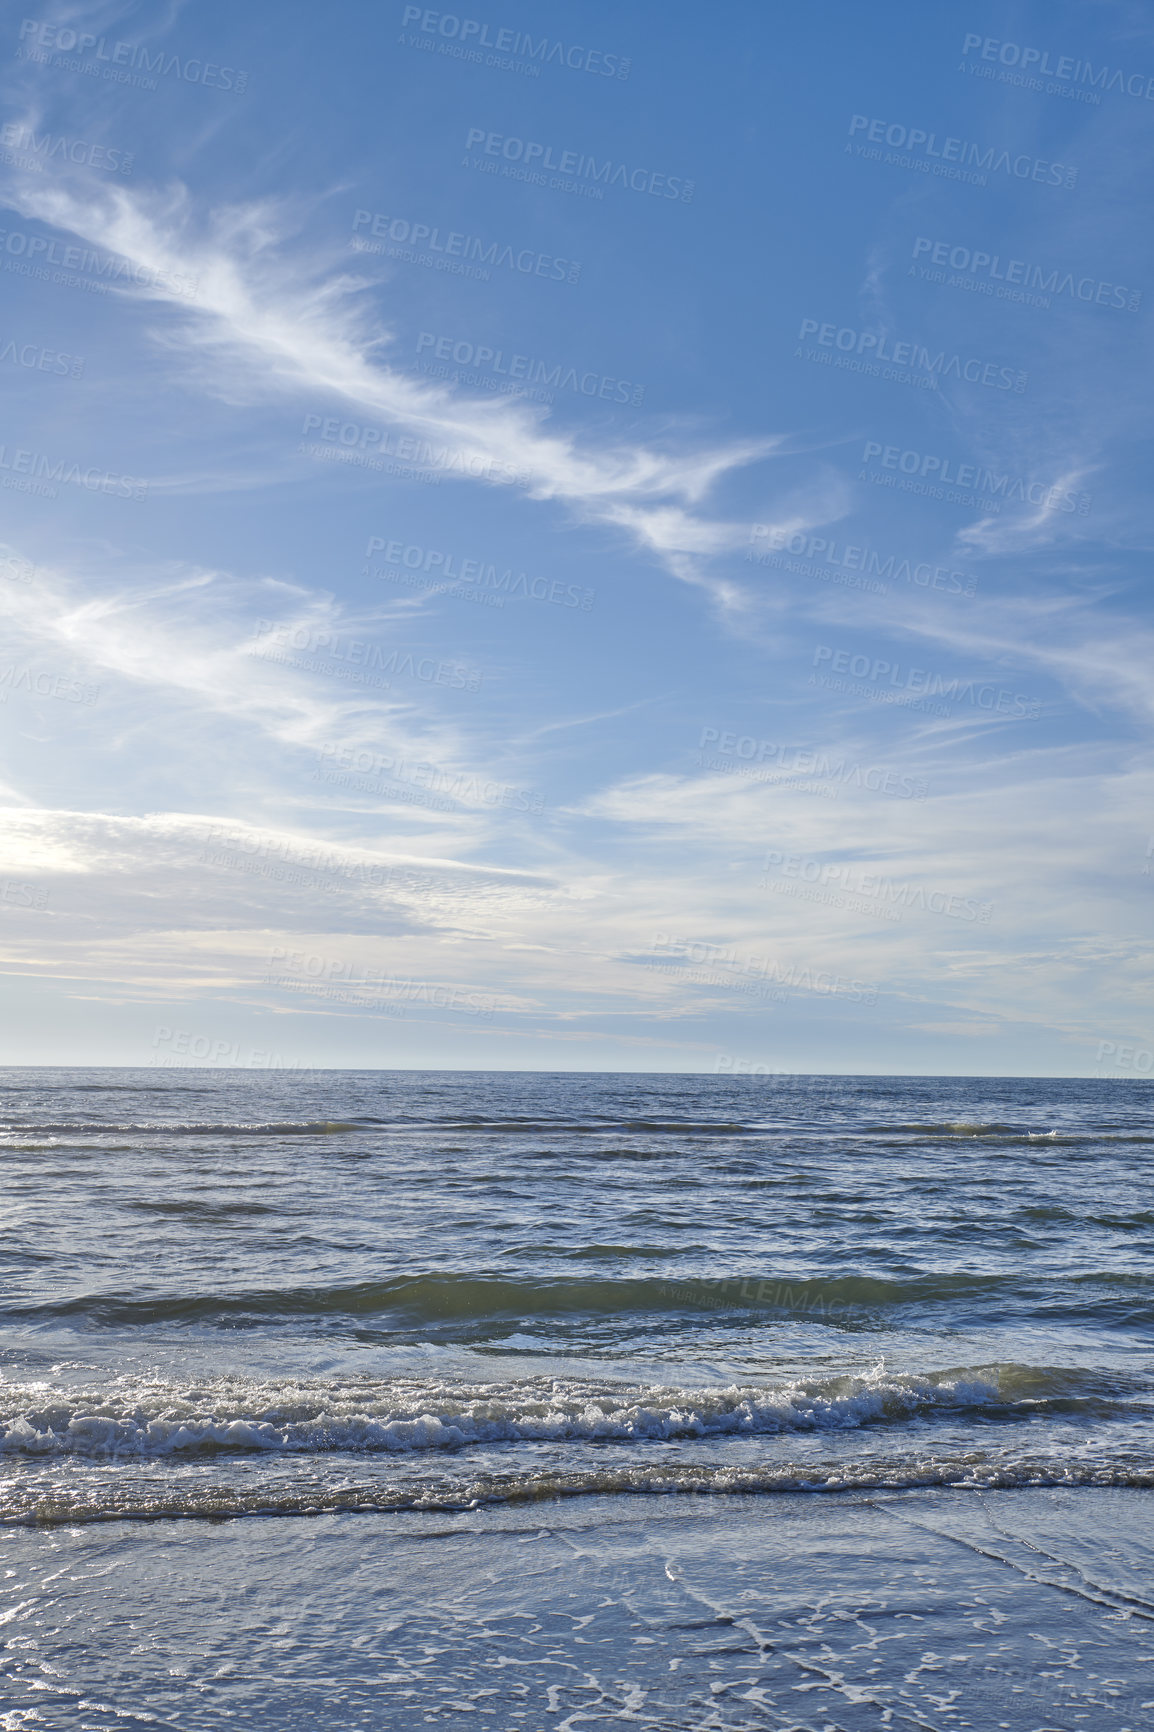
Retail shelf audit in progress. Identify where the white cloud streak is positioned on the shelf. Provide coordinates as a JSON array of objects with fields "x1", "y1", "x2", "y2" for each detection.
[{"x1": 0, "y1": 174, "x2": 802, "y2": 591}]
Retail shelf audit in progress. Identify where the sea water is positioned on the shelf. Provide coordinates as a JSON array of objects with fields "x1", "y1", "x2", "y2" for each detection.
[{"x1": 1, "y1": 1068, "x2": 1152, "y2": 1728}]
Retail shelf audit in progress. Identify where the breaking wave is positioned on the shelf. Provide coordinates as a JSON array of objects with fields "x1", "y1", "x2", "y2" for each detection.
[
  {"x1": 8, "y1": 1451, "x2": 1154, "y2": 1528},
  {"x1": 0, "y1": 1364, "x2": 1140, "y2": 1460}
]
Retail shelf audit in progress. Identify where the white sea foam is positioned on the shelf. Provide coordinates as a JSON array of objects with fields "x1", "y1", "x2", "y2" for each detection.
[{"x1": 0, "y1": 1365, "x2": 1084, "y2": 1458}]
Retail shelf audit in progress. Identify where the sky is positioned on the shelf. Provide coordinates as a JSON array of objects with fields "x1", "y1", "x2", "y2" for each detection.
[{"x1": 0, "y1": 0, "x2": 1151, "y2": 1076}]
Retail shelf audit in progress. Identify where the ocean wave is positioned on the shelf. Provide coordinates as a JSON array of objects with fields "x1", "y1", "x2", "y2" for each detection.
[
  {"x1": 883, "y1": 1121, "x2": 1038, "y2": 1135},
  {"x1": 10, "y1": 1268, "x2": 1154, "y2": 1329},
  {"x1": 863, "y1": 1122, "x2": 1154, "y2": 1146},
  {"x1": 0, "y1": 1116, "x2": 772, "y2": 1140},
  {"x1": 4, "y1": 1114, "x2": 1149, "y2": 1149},
  {"x1": 7, "y1": 1451, "x2": 1154, "y2": 1527},
  {"x1": 63, "y1": 1085, "x2": 218, "y2": 1094},
  {"x1": 432, "y1": 1118, "x2": 763, "y2": 1134},
  {"x1": 0, "y1": 1365, "x2": 1139, "y2": 1461},
  {"x1": 0, "y1": 1120, "x2": 361, "y2": 1138}
]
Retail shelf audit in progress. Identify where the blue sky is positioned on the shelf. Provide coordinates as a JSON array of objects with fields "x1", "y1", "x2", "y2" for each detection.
[{"x1": 0, "y1": 0, "x2": 1151, "y2": 1075}]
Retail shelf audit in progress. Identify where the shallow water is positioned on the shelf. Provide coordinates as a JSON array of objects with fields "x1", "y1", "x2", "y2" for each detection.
[{"x1": 2, "y1": 1068, "x2": 1152, "y2": 1727}]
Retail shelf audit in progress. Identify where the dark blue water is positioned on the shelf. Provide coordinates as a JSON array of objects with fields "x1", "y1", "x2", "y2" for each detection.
[{"x1": 2, "y1": 1069, "x2": 1153, "y2": 1728}]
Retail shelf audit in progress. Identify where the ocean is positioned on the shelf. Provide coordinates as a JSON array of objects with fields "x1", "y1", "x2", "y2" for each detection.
[{"x1": 2, "y1": 1067, "x2": 1153, "y2": 1729}]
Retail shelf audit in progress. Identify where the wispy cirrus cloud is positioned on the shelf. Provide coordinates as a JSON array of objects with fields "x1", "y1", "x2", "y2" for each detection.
[
  {"x1": 0, "y1": 171, "x2": 815, "y2": 594},
  {"x1": 0, "y1": 551, "x2": 484, "y2": 761}
]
